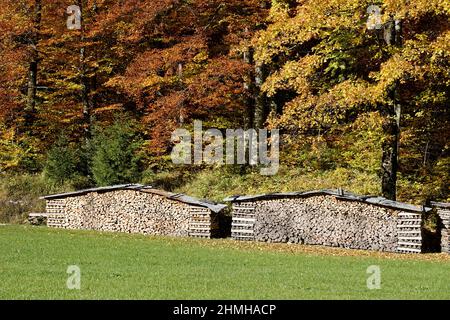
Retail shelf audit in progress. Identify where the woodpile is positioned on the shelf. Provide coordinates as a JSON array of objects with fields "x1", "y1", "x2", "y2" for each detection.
[
  {"x1": 41, "y1": 186, "x2": 225, "y2": 239},
  {"x1": 433, "y1": 202, "x2": 450, "y2": 254},
  {"x1": 64, "y1": 190, "x2": 190, "y2": 236},
  {"x1": 28, "y1": 213, "x2": 48, "y2": 226},
  {"x1": 256, "y1": 196, "x2": 398, "y2": 252},
  {"x1": 40, "y1": 186, "x2": 439, "y2": 254},
  {"x1": 227, "y1": 191, "x2": 428, "y2": 253}
]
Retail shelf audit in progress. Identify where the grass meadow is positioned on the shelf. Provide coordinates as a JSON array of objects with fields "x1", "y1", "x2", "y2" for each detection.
[{"x1": 1, "y1": 225, "x2": 450, "y2": 300}]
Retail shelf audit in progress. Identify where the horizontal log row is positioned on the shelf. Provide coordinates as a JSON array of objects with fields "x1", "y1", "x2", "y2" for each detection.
[
  {"x1": 47, "y1": 213, "x2": 67, "y2": 228},
  {"x1": 46, "y1": 199, "x2": 66, "y2": 214},
  {"x1": 396, "y1": 212, "x2": 422, "y2": 254},
  {"x1": 45, "y1": 190, "x2": 218, "y2": 238}
]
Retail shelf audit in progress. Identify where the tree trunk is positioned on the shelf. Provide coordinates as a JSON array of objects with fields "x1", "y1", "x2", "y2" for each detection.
[
  {"x1": 380, "y1": 19, "x2": 402, "y2": 201},
  {"x1": 78, "y1": 0, "x2": 92, "y2": 140},
  {"x1": 25, "y1": 0, "x2": 42, "y2": 130},
  {"x1": 381, "y1": 117, "x2": 398, "y2": 201},
  {"x1": 381, "y1": 82, "x2": 400, "y2": 201},
  {"x1": 254, "y1": 63, "x2": 269, "y2": 128},
  {"x1": 243, "y1": 46, "x2": 255, "y2": 130}
]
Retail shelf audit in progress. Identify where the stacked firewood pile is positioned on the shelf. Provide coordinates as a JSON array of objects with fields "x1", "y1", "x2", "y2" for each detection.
[
  {"x1": 433, "y1": 202, "x2": 450, "y2": 254},
  {"x1": 63, "y1": 190, "x2": 191, "y2": 236},
  {"x1": 253, "y1": 196, "x2": 399, "y2": 251},
  {"x1": 229, "y1": 195, "x2": 415, "y2": 252},
  {"x1": 28, "y1": 213, "x2": 47, "y2": 226},
  {"x1": 43, "y1": 188, "x2": 222, "y2": 238}
]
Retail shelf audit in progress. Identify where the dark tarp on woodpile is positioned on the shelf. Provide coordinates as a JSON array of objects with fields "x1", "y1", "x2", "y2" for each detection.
[
  {"x1": 41, "y1": 184, "x2": 227, "y2": 213},
  {"x1": 224, "y1": 189, "x2": 431, "y2": 213}
]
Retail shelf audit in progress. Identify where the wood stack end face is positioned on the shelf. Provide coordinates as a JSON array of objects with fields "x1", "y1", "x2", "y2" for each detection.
[
  {"x1": 46, "y1": 199, "x2": 68, "y2": 228},
  {"x1": 188, "y1": 206, "x2": 220, "y2": 239},
  {"x1": 396, "y1": 212, "x2": 422, "y2": 254},
  {"x1": 436, "y1": 207, "x2": 450, "y2": 254},
  {"x1": 231, "y1": 202, "x2": 256, "y2": 241}
]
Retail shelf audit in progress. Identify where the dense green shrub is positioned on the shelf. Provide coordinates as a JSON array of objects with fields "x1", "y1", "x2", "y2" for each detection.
[
  {"x1": 44, "y1": 135, "x2": 79, "y2": 184},
  {"x1": 90, "y1": 119, "x2": 143, "y2": 186}
]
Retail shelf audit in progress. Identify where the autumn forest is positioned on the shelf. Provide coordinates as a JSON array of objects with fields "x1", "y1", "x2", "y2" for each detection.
[{"x1": 0, "y1": 0, "x2": 449, "y2": 221}]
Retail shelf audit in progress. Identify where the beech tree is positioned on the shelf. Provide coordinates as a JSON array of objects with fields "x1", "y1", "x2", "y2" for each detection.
[{"x1": 251, "y1": 0, "x2": 449, "y2": 200}]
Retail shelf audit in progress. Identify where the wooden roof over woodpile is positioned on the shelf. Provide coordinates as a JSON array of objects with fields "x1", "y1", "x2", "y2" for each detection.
[
  {"x1": 431, "y1": 202, "x2": 450, "y2": 208},
  {"x1": 224, "y1": 189, "x2": 432, "y2": 213},
  {"x1": 41, "y1": 184, "x2": 142, "y2": 200},
  {"x1": 139, "y1": 188, "x2": 227, "y2": 213},
  {"x1": 41, "y1": 184, "x2": 227, "y2": 213}
]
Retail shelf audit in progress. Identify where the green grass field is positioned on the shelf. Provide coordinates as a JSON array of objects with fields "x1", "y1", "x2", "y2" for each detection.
[{"x1": 1, "y1": 225, "x2": 450, "y2": 300}]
